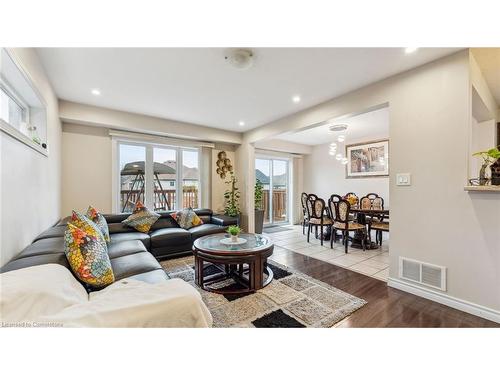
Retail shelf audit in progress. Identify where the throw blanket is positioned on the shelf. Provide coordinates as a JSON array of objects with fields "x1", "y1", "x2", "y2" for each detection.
[{"x1": 1, "y1": 264, "x2": 212, "y2": 328}]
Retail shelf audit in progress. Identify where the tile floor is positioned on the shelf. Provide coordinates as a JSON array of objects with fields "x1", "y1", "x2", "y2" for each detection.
[{"x1": 264, "y1": 225, "x2": 390, "y2": 281}]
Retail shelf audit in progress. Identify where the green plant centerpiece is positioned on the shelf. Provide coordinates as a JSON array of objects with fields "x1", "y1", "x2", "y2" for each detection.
[
  {"x1": 473, "y1": 147, "x2": 500, "y2": 185},
  {"x1": 227, "y1": 225, "x2": 241, "y2": 242},
  {"x1": 224, "y1": 171, "x2": 241, "y2": 217},
  {"x1": 254, "y1": 179, "x2": 265, "y2": 234}
]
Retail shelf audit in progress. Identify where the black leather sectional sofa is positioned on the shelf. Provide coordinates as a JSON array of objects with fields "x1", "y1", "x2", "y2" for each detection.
[{"x1": 1, "y1": 209, "x2": 237, "y2": 287}]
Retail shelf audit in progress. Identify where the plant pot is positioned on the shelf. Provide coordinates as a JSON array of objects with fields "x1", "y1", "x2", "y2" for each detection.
[
  {"x1": 254, "y1": 209, "x2": 265, "y2": 234},
  {"x1": 231, "y1": 235, "x2": 239, "y2": 243},
  {"x1": 490, "y1": 159, "x2": 500, "y2": 185},
  {"x1": 479, "y1": 162, "x2": 489, "y2": 185}
]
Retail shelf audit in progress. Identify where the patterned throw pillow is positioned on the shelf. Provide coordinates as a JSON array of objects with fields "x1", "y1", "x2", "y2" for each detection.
[
  {"x1": 64, "y1": 223, "x2": 115, "y2": 288},
  {"x1": 171, "y1": 208, "x2": 203, "y2": 229},
  {"x1": 86, "y1": 206, "x2": 110, "y2": 243},
  {"x1": 122, "y1": 201, "x2": 160, "y2": 233},
  {"x1": 70, "y1": 211, "x2": 107, "y2": 250}
]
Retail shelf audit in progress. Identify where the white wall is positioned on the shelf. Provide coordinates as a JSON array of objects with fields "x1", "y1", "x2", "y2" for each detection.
[
  {"x1": 304, "y1": 136, "x2": 390, "y2": 206},
  {"x1": 240, "y1": 50, "x2": 500, "y2": 319},
  {"x1": 0, "y1": 48, "x2": 62, "y2": 266},
  {"x1": 62, "y1": 123, "x2": 112, "y2": 215}
]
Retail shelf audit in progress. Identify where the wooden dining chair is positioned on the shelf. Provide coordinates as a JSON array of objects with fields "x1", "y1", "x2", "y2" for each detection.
[
  {"x1": 368, "y1": 213, "x2": 389, "y2": 246},
  {"x1": 327, "y1": 194, "x2": 343, "y2": 247},
  {"x1": 306, "y1": 195, "x2": 332, "y2": 246},
  {"x1": 330, "y1": 197, "x2": 367, "y2": 252},
  {"x1": 301, "y1": 192, "x2": 309, "y2": 235}
]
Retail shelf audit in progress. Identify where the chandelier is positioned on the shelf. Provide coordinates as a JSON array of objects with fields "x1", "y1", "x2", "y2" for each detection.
[{"x1": 328, "y1": 124, "x2": 348, "y2": 165}]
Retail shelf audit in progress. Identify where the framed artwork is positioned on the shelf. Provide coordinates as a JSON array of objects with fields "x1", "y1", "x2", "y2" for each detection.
[{"x1": 345, "y1": 139, "x2": 389, "y2": 178}]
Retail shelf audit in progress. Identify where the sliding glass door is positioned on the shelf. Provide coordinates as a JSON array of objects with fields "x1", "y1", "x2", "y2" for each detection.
[
  {"x1": 118, "y1": 141, "x2": 200, "y2": 213},
  {"x1": 255, "y1": 157, "x2": 289, "y2": 225}
]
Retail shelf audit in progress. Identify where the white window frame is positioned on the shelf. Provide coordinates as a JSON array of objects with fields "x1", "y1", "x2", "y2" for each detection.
[
  {"x1": 113, "y1": 138, "x2": 202, "y2": 213},
  {"x1": 0, "y1": 48, "x2": 47, "y2": 156}
]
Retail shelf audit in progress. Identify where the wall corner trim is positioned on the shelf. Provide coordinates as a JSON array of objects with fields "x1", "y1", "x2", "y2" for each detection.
[{"x1": 387, "y1": 277, "x2": 500, "y2": 324}]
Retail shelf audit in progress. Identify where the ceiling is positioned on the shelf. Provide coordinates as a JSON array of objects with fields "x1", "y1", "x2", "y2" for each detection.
[
  {"x1": 37, "y1": 48, "x2": 460, "y2": 132},
  {"x1": 276, "y1": 106, "x2": 389, "y2": 146},
  {"x1": 471, "y1": 48, "x2": 500, "y2": 105}
]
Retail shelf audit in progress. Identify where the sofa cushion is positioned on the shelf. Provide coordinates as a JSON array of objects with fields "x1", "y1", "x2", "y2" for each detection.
[
  {"x1": 150, "y1": 228, "x2": 191, "y2": 249},
  {"x1": 210, "y1": 215, "x2": 238, "y2": 227},
  {"x1": 1, "y1": 253, "x2": 70, "y2": 274},
  {"x1": 122, "y1": 201, "x2": 160, "y2": 233},
  {"x1": 33, "y1": 225, "x2": 66, "y2": 242},
  {"x1": 64, "y1": 224, "x2": 115, "y2": 288},
  {"x1": 70, "y1": 211, "x2": 107, "y2": 250},
  {"x1": 86, "y1": 206, "x2": 110, "y2": 243},
  {"x1": 110, "y1": 252, "x2": 162, "y2": 281},
  {"x1": 128, "y1": 269, "x2": 170, "y2": 283},
  {"x1": 171, "y1": 208, "x2": 203, "y2": 229},
  {"x1": 188, "y1": 223, "x2": 226, "y2": 241},
  {"x1": 107, "y1": 240, "x2": 147, "y2": 259},
  {"x1": 13, "y1": 237, "x2": 64, "y2": 260},
  {"x1": 110, "y1": 232, "x2": 151, "y2": 249}
]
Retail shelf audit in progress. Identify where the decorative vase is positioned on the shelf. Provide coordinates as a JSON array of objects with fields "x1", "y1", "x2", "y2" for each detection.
[
  {"x1": 479, "y1": 162, "x2": 489, "y2": 185},
  {"x1": 231, "y1": 235, "x2": 239, "y2": 243},
  {"x1": 254, "y1": 209, "x2": 265, "y2": 234},
  {"x1": 490, "y1": 159, "x2": 500, "y2": 185}
]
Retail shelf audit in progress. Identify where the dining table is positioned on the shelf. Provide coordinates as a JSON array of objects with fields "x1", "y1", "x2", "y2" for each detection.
[{"x1": 348, "y1": 206, "x2": 390, "y2": 250}]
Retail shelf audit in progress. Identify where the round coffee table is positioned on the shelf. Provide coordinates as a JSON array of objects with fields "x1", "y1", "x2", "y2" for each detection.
[{"x1": 192, "y1": 233, "x2": 274, "y2": 294}]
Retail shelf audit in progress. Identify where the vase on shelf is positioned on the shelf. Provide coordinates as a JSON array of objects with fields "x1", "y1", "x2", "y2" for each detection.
[{"x1": 490, "y1": 159, "x2": 500, "y2": 185}]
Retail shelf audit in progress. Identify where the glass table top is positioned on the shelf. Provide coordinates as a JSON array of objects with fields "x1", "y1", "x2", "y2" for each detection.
[{"x1": 194, "y1": 233, "x2": 272, "y2": 253}]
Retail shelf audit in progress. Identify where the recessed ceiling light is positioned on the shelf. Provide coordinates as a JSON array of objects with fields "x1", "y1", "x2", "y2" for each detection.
[
  {"x1": 91, "y1": 89, "x2": 101, "y2": 96},
  {"x1": 292, "y1": 95, "x2": 301, "y2": 103},
  {"x1": 238, "y1": 121, "x2": 245, "y2": 126},
  {"x1": 405, "y1": 47, "x2": 418, "y2": 54}
]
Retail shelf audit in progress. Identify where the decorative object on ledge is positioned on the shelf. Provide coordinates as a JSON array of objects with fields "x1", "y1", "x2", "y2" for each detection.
[
  {"x1": 223, "y1": 171, "x2": 241, "y2": 219},
  {"x1": 216, "y1": 150, "x2": 233, "y2": 179},
  {"x1": 345, "y1": 139, "x2": 389, "y2": 178},
  {"x1": 472, "y1": 147, "x2": 500, "y2": 186}
]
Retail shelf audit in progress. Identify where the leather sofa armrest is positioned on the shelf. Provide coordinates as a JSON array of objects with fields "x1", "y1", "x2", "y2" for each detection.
[{"x1": 211, "y1": 215, "x2": 239, "y2": 227}]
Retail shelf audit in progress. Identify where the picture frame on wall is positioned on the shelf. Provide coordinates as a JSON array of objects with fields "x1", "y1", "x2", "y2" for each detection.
[{"x1": 346, "y1": 139, "x2": 389, "y2": 178}]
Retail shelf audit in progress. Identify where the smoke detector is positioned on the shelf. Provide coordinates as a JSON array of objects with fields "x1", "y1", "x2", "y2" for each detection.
[
  {"x1": 225, "y1": 49, "x2": 255, "y2": 70},
  {"x1": 329, "y1": 124, "x2": 348, "y2": 132}
]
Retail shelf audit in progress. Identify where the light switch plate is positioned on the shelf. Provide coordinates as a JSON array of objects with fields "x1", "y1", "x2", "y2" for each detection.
[{"x1": 396, "y1": 173, "x2": 411, "y2": 186}]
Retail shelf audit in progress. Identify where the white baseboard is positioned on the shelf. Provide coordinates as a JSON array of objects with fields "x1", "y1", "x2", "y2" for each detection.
[{"x1": 387, "y1": 277, "x2": 500, "y2": 324}]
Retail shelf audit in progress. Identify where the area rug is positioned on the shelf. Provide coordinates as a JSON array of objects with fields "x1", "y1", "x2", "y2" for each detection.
[{"x1": 160, "y1": 256, "x2": 366, "y2": 328}]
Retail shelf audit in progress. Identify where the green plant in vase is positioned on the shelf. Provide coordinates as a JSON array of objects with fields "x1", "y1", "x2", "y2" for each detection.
[
  {"x1": 227, "y1": 225, "x2": 241, "y2": 242},
  {"x1": 473, "y1": 147, "x2": 500, "y2": 185},
  {"x1": 224, "y1": 172, "x2": 241, "y2": 217},
  {"x1": 254, "y1": 179, "x2": 265, "y2": 234}
]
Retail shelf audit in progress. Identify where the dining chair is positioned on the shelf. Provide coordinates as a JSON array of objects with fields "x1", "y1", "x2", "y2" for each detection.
[
  {"x1": 368, "y1": 213, "x2": 389, "y2": 246},
  {"x1": 306, "y1": 195, "x2": 332, "y2": 246},
  {"x1": 327, "y1": 194, "x2": 343, "y2": 246},
  {"x1": 301, "y1": 192, "x2": 309, "y2": 235},
  {"x1": 330, "y1": 197, "x2": 367, "y2": 252}
]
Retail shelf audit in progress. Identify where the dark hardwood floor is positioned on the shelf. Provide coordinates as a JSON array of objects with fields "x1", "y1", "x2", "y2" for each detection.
[{"x1": 269, "y1": 247, "x2": 499, "y2": 328}]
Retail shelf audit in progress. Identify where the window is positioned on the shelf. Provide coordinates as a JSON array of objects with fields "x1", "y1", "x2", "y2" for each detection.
[
  {"x1": 117, "y1": 140, "x2": 200, "y2": 213},
  {"x1": 0, "y1": 48, "x2": 47, "y2": 154}
]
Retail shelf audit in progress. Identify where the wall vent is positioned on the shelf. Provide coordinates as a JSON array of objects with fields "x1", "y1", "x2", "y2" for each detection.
[{"x1": 399, "y1": 257, "x2": 447, "y2": 291}]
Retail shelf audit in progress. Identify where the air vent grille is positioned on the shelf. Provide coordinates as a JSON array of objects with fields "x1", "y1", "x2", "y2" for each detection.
[{"x1": 399, "y1": 257, "x2": 446, "y2": 291}]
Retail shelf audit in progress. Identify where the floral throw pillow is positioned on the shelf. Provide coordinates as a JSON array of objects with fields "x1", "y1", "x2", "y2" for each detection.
[
  {"x1": 70, "y1": 211, "x2": 107, "y2": 250},
  {"x1": 85, "y1": 206, "x2": 110, "y2": 243},
  {"x1": 64, "y1": 223, "x2": 115, "y2": 288},
  {"x1": 122, "y1": 201, "x2": 160, "y2": 233},
  {"x1": 171, "y1": 208, "x2": 203, "y2": 229}
]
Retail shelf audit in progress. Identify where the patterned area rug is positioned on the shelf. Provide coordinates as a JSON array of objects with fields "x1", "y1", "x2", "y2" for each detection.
[{"x1": 160, "y1": 256, "x2": 366, "y2": 328}]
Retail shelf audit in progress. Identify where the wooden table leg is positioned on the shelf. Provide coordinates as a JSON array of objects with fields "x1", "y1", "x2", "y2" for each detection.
[{"x1": 195, "y1": 256, "x2": 204, "y2": 287}]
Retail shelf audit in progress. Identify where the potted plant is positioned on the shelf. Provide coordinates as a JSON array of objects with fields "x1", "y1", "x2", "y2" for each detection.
[
  {"x1": 227, "y1": 225, "x2": 241, "y2": 243},
  {"x1": 473, "y1": 147, "x2": 500, "y2": 185},
  {"x1": 223, "y1": 172, "x2": 241, "y2": 221},
  {"x1": 254, "y1": 179, "x2": 265, "y2": 234}
]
